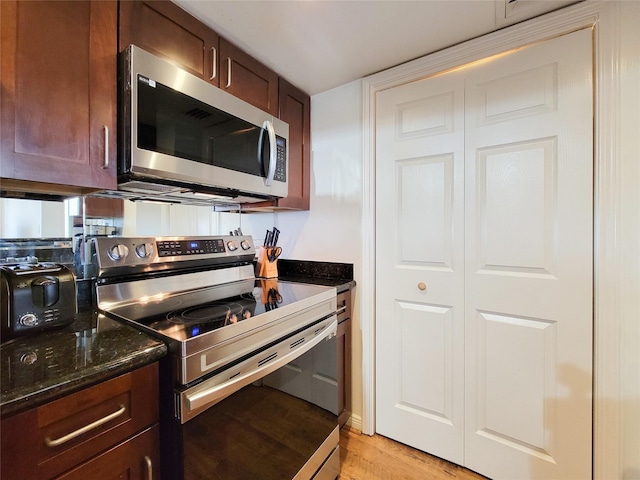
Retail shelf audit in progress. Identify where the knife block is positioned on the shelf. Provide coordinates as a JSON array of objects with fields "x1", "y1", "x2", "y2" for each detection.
[{"x1": 256, "y1": 247, "x2": 278, "y2": 278}]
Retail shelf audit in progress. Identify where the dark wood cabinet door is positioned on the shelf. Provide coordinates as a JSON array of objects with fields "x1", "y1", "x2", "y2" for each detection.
[
  {"x1": 56, "y1": 425, "x2": 160, "y2": 480},
  {"x1": 119, "y1": 1, "x2": 220, "y2": 86},
  {"x1": 277, "y1": 78, "x2": 311, "y2": 210},
  {"x1": 337, "y1": 291, "x2": 353, "y2": 427},
  {"x1": 220, "y1": 38, "x2": 279, "y2": 116},
  {"x1": 0, "y1": 363, "x2": 159, "y2": 480},
  {"x1": 0, "y1": 0, "x2": 117, "y2": 192}
]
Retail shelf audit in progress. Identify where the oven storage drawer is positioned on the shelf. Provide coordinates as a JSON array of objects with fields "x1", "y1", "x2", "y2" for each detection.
[{"x1": 1, "y1": 363, "x2": 159, "y2": 479}]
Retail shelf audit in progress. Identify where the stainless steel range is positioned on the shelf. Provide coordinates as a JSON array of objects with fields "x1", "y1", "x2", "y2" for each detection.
[{"x1": 92, "y1": 235, "x2": 340, "y2": 480}]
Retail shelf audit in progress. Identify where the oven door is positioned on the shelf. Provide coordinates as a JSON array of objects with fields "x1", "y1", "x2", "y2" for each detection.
[{"x1": 166, "y1": 315, "x2": 340, "y2": 480}]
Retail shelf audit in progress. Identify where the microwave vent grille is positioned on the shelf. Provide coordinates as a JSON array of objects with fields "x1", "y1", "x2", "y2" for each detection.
[
  {"x1": 185, "y1": 108, "x2": 212, "y2": 120},
  {"x1": 122, "y1": 181, "x2": 184, "y2": 194}
]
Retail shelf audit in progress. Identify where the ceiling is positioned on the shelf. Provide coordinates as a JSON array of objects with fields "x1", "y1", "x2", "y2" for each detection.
[{"x1": 172, "y1": 0, "x2": 577, "y2": 96}]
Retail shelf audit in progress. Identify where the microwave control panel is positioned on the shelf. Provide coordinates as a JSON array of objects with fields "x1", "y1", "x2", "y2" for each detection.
[{"x1": 274, "y1": 136, "x2": 287, "y2": 182}]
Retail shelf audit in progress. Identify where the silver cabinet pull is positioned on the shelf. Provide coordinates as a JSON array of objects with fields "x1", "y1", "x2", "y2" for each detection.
[
  {"x1": 210, "y1": 47, "x2": 217, "y2": 81},
  {"x1": 225, "y1": 57, "x2": 232, "y2": 88},
  {"x1": 102, "y1": 125, "x2": 109, "y2": 169},
  {"x1": 144, "y1": 455, "x2": 153, "y2": 480},
  {"x1": 44, "y1": 404, "x2": 126, "y2": 447}
]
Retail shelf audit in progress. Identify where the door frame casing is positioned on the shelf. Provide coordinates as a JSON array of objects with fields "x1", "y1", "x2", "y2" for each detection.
[{"x1": 361, "y1": 2, "x2": 637, "y2": 478}]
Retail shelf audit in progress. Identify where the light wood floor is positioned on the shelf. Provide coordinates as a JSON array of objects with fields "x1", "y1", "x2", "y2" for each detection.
[{"x1": 339, "y1": 427, "x2": 488, "y2": 480}]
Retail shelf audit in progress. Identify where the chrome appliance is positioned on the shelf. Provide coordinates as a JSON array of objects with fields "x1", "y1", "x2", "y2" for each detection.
[
  {"x1": 115, "y1": 45, "x2": 289, "y2": 206},
  {"x1": 93, "y1": 235, "x2": 339, "y2": 480}
]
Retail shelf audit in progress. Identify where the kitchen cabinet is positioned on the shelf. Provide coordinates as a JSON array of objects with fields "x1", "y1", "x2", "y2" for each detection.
[
  {"x1": 119, "y1": 1, "x2": 220, "y2": 86},
  {"x1": 219, "y1": 38, "x2": 279, "y2": 116},
  {"x1": 120, "y1": 1, "x2": 309, "y2": 210},
  {"x1": 337, "y1": 290, "x2": 353, "y2": 427},
  {"x1": 0, "y1": 363, "x2": 159, "y2": 480},
  {"x1": 275, "y1": 78, "x2": 311, "y2": 210},
  {"x1": 0, "y1": 0, "x2": 117, "y2": 196},
  {"x1": 84, "y1": 196, "x2": 124, "y2": 219}
]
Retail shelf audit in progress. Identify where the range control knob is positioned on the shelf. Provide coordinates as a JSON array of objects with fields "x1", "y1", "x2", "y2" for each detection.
[
  {"x1": 107, "y1": 244, "x2": 129, "y2": 261},
  {"x1": 240, "y1": 240, "x2": 251, "y2": 250},
  {"x1": 19, "y1": 313, "x2": 38, "y2": 327},
  {"x1": 227, "y1": 241, "x2": 238, "y2": 252},
  {"x1": 135, "y1": 242, "x2": 154, "y2": 258}
]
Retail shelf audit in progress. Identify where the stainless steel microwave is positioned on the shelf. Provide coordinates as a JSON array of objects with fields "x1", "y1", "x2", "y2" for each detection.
[{"x1": 118, "y1": 45, "x2": 289, "y2": 205}]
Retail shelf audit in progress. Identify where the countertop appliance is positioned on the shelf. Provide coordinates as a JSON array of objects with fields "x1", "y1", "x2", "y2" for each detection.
[
  {"x1": 0, "y1": 263, "x2": 76, "y2": 341},
  {"x1": 115, "y1": 45, "x2": 289, "y2": 206},
  {"x1": 93, "y1": 235, "x2": 340, "y2": 480}
]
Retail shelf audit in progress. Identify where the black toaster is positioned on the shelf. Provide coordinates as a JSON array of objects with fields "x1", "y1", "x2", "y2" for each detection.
[{"x1": 0, "y1": 263, "x2": 77, "y2": 341}]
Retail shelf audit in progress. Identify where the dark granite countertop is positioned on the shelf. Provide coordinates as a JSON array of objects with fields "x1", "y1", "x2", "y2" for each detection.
[
  {"x1": 0, "y1": 309, "x2": 166, "y2": 418},
  {"x1": 277, "y1": 259, "x2": 356, "y2": 293}
]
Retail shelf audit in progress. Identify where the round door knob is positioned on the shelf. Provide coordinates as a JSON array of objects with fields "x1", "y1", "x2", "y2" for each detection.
[
  {"x1": 418, "y1": 282, "x2": 427, "y2": 291},
  {"x1": 107, "y1": 244, "x2": 129, "y2": 261}
]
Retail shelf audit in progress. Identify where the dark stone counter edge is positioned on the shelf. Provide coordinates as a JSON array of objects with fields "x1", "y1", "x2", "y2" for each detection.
[
  {"x1": 1, "y1": 338, "x2": 166, "y2": 418},
  {"x1": 276, "y1": 259, "x2": 356, "y2": 293}
]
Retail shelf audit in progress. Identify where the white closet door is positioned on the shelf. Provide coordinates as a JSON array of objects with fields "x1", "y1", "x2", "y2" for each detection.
[
  {"x1": 375, "y1": 72, "x2": 466, "y2": 464},
  {"x1": 463, "y1": 28, "x2": 593, "y2": 480}
]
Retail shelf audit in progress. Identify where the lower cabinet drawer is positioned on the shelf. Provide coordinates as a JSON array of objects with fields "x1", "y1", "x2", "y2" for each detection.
[
  {"x1": 1, "y1": 363, "x2": 159, "y2": 480},
  {"x1": 55, "y1": 424, "x2": 160, "y2": 480}
]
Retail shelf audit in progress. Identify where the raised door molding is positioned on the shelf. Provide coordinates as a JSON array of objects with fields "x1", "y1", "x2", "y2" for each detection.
[{"x1": 362, "y1": 2, "x2": 639, "y2": 478}]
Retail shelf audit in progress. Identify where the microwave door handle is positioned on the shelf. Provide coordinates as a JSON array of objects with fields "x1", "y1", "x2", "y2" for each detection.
[{"x1": 261, "y1": 120, "x2": 277, "y2": 186}]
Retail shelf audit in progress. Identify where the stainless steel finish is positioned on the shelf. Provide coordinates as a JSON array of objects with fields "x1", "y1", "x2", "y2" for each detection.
[
  {"x1": 44, "y1": 404, "x2": 126, "y2": 447},
  {"x1": 225, "y1": 57, "x2": 232, "y2": 88},
  {"x1": 209, "y1": 46, "x2": 217, "y2": 81},
  {"x1": 294, "y1": 428, "x2": 340, "y2": 480},
  {"x1": 102, "y1": 125, "x2": 109, "y2": 169},
  {"x1": 180, "y1": 295, "x2": 335, "y2": 384},
  {"x1": 180, "y1": 317, "x2": 337, "y2": 422},
  {"x1": 121, "y1": 45, "x2": 289, "y2": 201},
  {"x1": 144, "y1": 456, "x2": 153, "y2": 480},
  {"x1": 261, "y1": 120, "x2": 277, "y2": 186},
  {"x1": 92, "y1": 236, "x2": 255, "y2": 278}
]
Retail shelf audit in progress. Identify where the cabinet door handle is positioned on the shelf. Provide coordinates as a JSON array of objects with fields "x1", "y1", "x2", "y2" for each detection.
[
  {"x1": 225, "y1": 58, "x2": 232, "y2": 88},
  {"x1": 102, "y1": 125, "x2": 109, "y2": 169},
  {"x1": 210, "y1": 47, "x2": 217, "y2": 81},
  {"x1": 44, "y1": 404, "x2": 126, "y2": 447},
  {"x1": 144, "y1": 455, "x2": 153, "y2": 480}
]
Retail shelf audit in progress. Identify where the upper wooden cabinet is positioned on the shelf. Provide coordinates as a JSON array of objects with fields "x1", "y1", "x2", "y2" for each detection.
[
  {"x1": 219, "y1": 38, "x2": 279, "y2": 116},
  {"x1": 118, "y1": 1, "x2": 220, "y2": 86},
  {"x1": 276, "y1": 78, "x2": 311, "y2": 210},
  {"x1": 0, "y1": 0, "x2": 117, "y2": 195}
]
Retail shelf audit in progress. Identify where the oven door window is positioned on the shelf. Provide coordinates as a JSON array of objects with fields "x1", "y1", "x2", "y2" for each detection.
[
  {"x1": 136, "y1": 75, "x2": 269, "y2": 177},
  {"x1": 180, "y1": 335, "x2": 338, "y2": 480}
]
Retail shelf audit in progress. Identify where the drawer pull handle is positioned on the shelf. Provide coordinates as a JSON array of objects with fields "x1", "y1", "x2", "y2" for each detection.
[
  {"x1": 336, "y1": 305, "x2": 348, "y2": 315},
  {"x1": 44, "y1": 404, "x2": 126, "y2": 448},
  {"x1": 144, "y1": 455, "x2": 153, "y2": 480}
]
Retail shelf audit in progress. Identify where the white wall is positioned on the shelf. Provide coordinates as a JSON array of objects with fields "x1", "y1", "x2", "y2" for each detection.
[{"x1": 0, "y1": 198, "x2": 66, "y2": 238}]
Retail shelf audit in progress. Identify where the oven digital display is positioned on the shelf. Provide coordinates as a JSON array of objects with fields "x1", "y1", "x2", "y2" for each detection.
[{"x1": 157, "y1": 239, "x2": 226, "y2": 257}]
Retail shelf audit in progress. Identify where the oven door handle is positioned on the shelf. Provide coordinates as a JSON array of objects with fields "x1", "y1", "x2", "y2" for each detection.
[{"x1": 183, "y1": 318, "x2": 337, "y2": 418}]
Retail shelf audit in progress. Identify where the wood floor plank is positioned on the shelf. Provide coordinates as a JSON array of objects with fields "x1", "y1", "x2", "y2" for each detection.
[{"x1": 339, "y1": 427, "x2": 488, "y2": 480}]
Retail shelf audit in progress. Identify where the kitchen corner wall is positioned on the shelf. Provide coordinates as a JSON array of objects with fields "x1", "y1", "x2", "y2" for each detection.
[{"x1": 241, "y1": 80, "x2": 365, "y2": 428}]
